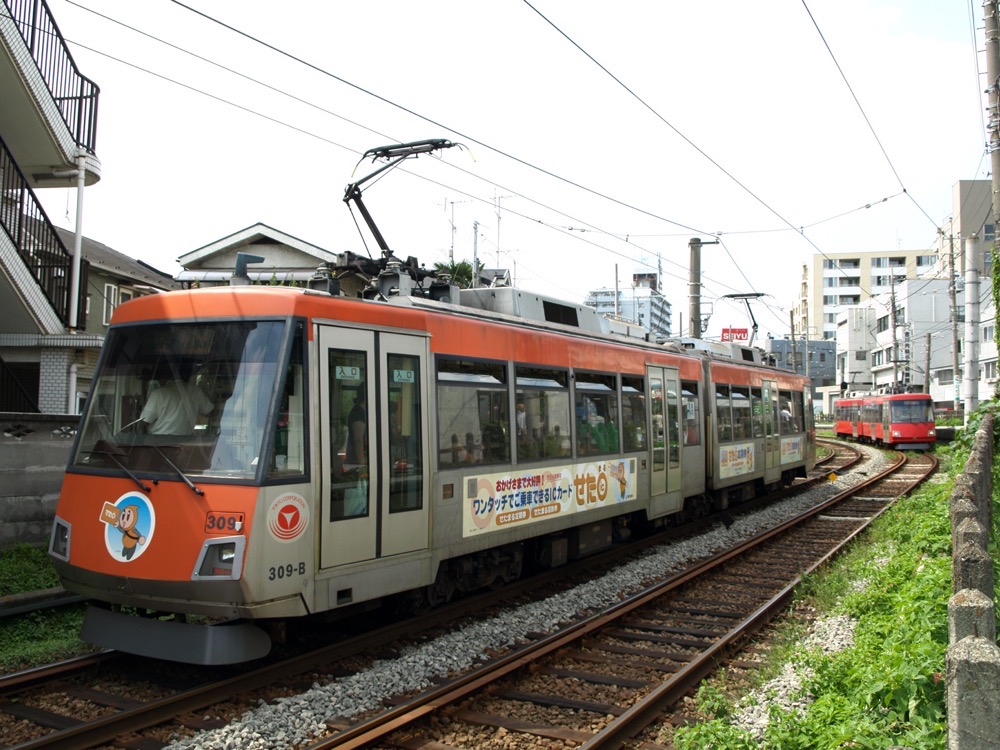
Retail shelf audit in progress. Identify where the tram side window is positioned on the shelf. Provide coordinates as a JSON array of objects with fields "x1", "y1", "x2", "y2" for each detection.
[
  {"x1": 575, "y1": 372, "x2": 619, "y2": 456},
  {"x1": 681, "y1": 382, "x2": 700, "y2": 446},
  {"x1": 621, "y1": 376, "x2": 646, "y2": 450},
  {"x1": 437, "y1": 358, "x2": 509, "y2": 467},
  {"x1": 516, "y1": 366, "x2": 571, "y2": 461},
  {"x1": 329, "y1": 350, "x2": 369, "y2": 521},
  {"x1": 388, "y1": 353, "x2": 422, "y2": 513},
  {"x1": 750, "y1": 387, "x2": 765, "y2": 438},
  {"x1": 715, "y1": 385, "x2": 733, "y2": 442},
  {"x1": 267, "y1": 325, "x2": 306, "y2": 479},
  {"x1": 779, "y1": 390, "x2": 803, "y2": 433},
  {"x1": 731, "y1": 386, "x2": 751, "y2": 439}
]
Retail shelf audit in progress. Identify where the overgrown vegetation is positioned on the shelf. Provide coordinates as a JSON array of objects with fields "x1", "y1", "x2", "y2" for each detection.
[
  {"x1": 0, "y1": 544, "x2": 92, "y2": 672},
  {"x1": 0, "y1": 543, "x2": 59, "y2": 596},
  {"x1": 0, "y1": 607, "x2": 90, "y2": 672},
  {"x1": 673, "y1": 402, "x2": 997, "y2": 749}
]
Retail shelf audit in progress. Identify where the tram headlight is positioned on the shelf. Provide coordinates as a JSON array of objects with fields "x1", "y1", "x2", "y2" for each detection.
[
  {"x1": 928, "y1": 428, "x2": 936, "y2": 436},
  {"x1": 49, "y1": 518, "x2": 70, "y2": 561},
  {"x1": 194, "y1": 536, "x2": 245, "y2": 580},
  {"x1": 891, "y1": 429, "x2": 902, "y2": 438}
]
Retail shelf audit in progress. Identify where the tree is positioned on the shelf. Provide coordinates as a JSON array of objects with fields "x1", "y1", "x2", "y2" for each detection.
[{"x1": 433, "y1": 259, "x2": 480, "y2": 289}]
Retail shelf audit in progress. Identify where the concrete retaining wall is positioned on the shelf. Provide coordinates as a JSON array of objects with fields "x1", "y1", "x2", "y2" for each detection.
[
  {"x1": 0, "y1": 413, "x2": 77, "y2": 550},
  {"x1": 947, "y1": 411, "x2": 1000, "y2": 749}
]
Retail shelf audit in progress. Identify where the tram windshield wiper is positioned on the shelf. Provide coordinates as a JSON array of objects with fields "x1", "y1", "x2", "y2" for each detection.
[
  {"x1": 150, "y1": 445, "x2": 205, "y2": 496},
  {"x1": 92, "y1": 445, "x2": 152, "y2": 493}
]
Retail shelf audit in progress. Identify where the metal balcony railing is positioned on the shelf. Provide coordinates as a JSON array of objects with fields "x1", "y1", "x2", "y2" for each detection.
[
  {"x1": 1, "y1": 135, "x2": 88, "y2": 329},
  {"x1": 3, "y1": 0, "x2": 100, "y2": 153}
]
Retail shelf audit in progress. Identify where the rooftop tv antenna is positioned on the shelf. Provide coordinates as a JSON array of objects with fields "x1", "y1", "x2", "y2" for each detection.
[
  {"x1": 344, "y1": 139, "x2": 459, "y2": 258},
  {"x1": 720, "y1": 292, "x2": 766, "y2": 347}
]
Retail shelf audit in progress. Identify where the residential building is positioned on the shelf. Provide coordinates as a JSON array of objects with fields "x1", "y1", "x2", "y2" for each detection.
[
  {"x1": 0, "y1": 3, "x2": 179, "y2": 414},
  {"x1": 762, "y1": 336, "x2": 836, "y2": 414},
  {"x1": 584, "y1": 269, "x2": 672, "y2": 339},
  {"x1": 1, "y1": 1, "x2": 100, "y2": 413},
  {"x1": 797, "y1": 249, "x2": 935, "y2": 342},
  {"x1": 832, "y1": 275, "x2": 997, "y2": 413},
  {"x1": 176, "y1": 223, "x2": 339, "y2": 287}
]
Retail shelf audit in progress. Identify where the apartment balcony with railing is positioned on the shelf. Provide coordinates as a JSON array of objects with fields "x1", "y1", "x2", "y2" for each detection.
[
  {"x1": 1, "y1": 0, "x2": 97, "y2": 332},
  {"x1": 2, "y1": 0, "x2": 101, "y2": 174},
  {"x1": 1, "y1": 135, "x2": 88, "y2": 329}
]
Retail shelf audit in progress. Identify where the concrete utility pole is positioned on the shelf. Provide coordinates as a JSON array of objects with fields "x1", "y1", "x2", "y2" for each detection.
[
  {"x1": 890, "y1": 275, "x2": 899, "y2": 389},
  {"x1": 688, "y1": 237, "x2": 719, "y2": 339},
  {"x1": 948, "y1": 235, "x2": 962, "y2": 414},
  {"x1": 925, "y1": 332, "x2": 932, "y2": 395},
  {"x1": 472, "y1": 220, "x2": 479, "y2": 289},
  {"x1": 964, "y1": 234, "x2": 980, "y2": 416},
  {"x1": 982, "y1": 0, "x2": 1000, "y2": 406},
  {"x1": 804, "y1": 301, "x2": 811, "y2": 379},
  {"x1": 688, "y1": 238, "x2": 702, "y2": 339},
  {"x1": 789, "y1": 311, "x2": 798, "y2": 373}
]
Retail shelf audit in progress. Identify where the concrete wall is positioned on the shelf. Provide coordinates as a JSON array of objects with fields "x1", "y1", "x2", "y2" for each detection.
[
  {"x1": 947, "y1": 410, "x2": 999, "y2": 749},
  {"x1": 0, "y1": 413, "x2": 77, "y2": 550}
]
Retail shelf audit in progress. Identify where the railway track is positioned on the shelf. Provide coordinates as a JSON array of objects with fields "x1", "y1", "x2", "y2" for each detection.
[
  {"x1": 0, "y1": 442, "x2": 918, "y2": 750},
  {"x1": 305, "y1": 448, "x2": 935, "y2": 750}
]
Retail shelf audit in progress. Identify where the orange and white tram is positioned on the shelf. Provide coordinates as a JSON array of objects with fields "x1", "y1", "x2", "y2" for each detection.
[{"x1": 49, "y1": 270, "x2": 814, "y2": 664}]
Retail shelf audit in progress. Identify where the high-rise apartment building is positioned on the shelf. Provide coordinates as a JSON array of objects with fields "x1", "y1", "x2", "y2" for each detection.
[{"x1": 796, "y1": 250, "x2": 937, "y2": 342}]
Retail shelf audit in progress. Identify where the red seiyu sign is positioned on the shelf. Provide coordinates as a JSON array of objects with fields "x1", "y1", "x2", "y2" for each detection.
[{"x1": 721, "y1": 328, "x2": 749, "y2": 342}]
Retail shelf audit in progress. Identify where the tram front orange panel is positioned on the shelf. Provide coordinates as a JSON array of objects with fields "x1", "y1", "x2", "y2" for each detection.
[{"x1": 58, "y1": 473, "x2": 260, "y2": 580}]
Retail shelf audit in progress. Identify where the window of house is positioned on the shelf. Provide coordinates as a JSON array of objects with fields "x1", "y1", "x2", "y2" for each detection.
[{"x1": 102, "y1": 284, "x2": 118, "y2": 326}]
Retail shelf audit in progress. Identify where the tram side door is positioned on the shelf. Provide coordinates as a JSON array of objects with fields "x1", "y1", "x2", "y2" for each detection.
[
  {"x1": 318, "y1": 326, "x2": 430, "y2": 570},
  {"x1": 763, "y1": 379, "x2": 780, "y2": 481},
  {"x1": 647, "y1": 365, "x2": 683, "y2": 516}
]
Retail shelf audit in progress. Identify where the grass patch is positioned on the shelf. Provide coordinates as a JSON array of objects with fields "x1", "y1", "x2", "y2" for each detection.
[
  {"x1": 0, "y1": 544, "x2": 60, "y2": 597},
  {"x1": 0, "y1": 606, "x2": 92, "y2": 672},
  {"x1": 0, "y1": 544, "x2": 96, "y2": 672},
  {"x1": 674, "y1": 406, "x2": 997, "y2": 749}
]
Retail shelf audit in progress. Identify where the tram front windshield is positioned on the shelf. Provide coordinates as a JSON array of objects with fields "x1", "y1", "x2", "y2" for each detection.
[
  {"x1": 72, "y1": 320, "x2": 299, "y2": 481},
  {"x1": 889, "y1": 399, "x2": 934, "y2": 424}
]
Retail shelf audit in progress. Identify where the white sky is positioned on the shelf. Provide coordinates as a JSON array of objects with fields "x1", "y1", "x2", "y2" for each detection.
[{"x1": 37, "y1": 0, "x2": 987, "y2": 340}]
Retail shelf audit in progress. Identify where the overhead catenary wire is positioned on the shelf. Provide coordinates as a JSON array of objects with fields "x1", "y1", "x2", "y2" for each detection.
[{"x1": 48, "y1": 1, "x2": 990, "y2": 341}]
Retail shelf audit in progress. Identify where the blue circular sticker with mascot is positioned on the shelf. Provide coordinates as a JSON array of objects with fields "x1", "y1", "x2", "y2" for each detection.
[{"x1": 101, "y1": 492, "x2": 156, "y2": 562}]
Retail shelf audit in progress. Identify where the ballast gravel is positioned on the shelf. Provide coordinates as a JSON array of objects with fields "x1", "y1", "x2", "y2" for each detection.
[
  {"x1": 170, "y1": 446, "x2": 888, "y2": 750},
  {"x1": 732, "y1": 613, "x2": 858, "y2": 739}
]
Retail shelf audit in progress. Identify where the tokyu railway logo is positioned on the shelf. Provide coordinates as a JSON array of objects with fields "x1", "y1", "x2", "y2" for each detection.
[{"x1": 267, "y1": 493, "x2": 309, "y2": 542}]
